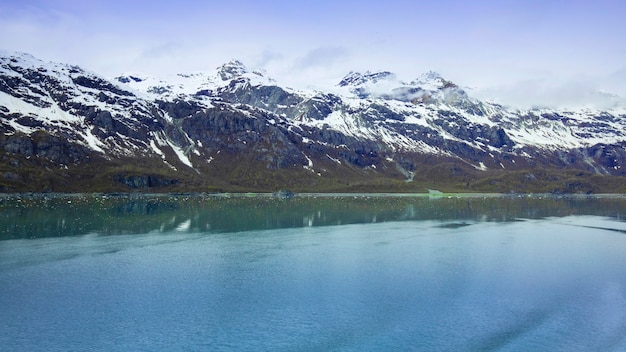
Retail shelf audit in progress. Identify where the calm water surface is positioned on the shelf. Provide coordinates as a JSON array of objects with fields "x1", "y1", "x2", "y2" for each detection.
[{"x1": 1, "y1": 194, "x2": 626, "y2": 351}]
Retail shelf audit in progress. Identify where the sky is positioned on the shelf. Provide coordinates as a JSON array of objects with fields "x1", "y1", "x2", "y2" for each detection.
[{"x1": 1, "y1": 0, "x2": 625, "y2": 109}]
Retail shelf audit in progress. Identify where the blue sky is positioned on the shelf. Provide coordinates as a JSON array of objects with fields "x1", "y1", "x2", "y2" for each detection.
[{"x1": 1, "y1": 0, "x2": 625, "y2": 108}]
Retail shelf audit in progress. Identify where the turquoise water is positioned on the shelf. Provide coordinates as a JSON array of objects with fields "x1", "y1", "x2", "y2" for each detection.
[{"x1": 1, "y1": 194, "x2": 626, "y2": 351}]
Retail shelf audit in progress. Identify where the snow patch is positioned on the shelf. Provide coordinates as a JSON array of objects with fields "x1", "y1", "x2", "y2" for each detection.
[
  {"x1": 303, "y1": 154, "x2": 314, "y2": 172},
  {"x1": 474, "y1": 162, "x2": 488, "y2": 171},
  {"x1": 327, "y1": 154, "x2": 342, "y2": 164},
  {"x1": 149, "y1": 139, "x2": 165, "y2": 158},
  {"x1": 167, "y1": 139, "x2": 194, "y2": 168},
  {"x1": 78, "y1": 130, "x2": 105, "y2": 153}
]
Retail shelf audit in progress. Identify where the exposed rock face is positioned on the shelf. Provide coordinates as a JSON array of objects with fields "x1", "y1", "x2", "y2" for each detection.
[
  {"x1": 114, "y1": 174, "x2": 178, "y2": 188},
  {"x1": 1, "y1": 50, "x2": 626, "y2": 192},
  {"x1": 217, "y1": 60, "x2": 248, "y2": 81},
  {"x1": 0, "y1": 132, "x2": 91, "y2": 164}
]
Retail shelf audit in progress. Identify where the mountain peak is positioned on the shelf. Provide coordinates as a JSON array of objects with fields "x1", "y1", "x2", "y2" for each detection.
[
  {"x1": 337, "y1": 70, "x2": 395, "y2": 87},
  {"x1": 0, "y1": 49, "x2": 38, "y2": 61},
  {"x1": 417, "y1": 70, "x2": 443, "y2": 82},
  {"x1": 217, "y1": 60, "x2": 248, "y2": 81},
  {"x1": 0, "y1": 50, "x2": 49, "y2": 71},
  {"x1": 411, "y1": 71, "x2": 457, "y2": 90}
]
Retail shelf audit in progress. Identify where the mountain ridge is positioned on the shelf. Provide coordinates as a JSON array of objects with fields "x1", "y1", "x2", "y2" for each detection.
[{"x1": 1, "y1": 50, "x2": 626, "y2": 193}]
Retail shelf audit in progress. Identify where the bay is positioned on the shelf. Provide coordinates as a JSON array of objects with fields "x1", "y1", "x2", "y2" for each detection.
[{"x1": 1, "y1": 194, "x2": 626, "y2": 351}]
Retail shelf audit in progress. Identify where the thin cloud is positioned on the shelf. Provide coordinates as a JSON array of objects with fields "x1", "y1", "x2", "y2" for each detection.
[
  {"x1": 254, "y1": 50, "x2": 284, "y2": 69},
  {"x1": 293, "y1": 46, "x2": 349, "y2": 70},
  {"x1": 474, "y1": 77, "x2": 626, "y2": 110},
  {"x1": 138, "y1": 42, "x2": 183, "y2": 62}
]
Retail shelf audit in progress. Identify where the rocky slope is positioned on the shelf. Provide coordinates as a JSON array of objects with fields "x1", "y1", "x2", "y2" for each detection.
[{"x1": 1, "y1": 50, "x2": 626, "y2": 193}]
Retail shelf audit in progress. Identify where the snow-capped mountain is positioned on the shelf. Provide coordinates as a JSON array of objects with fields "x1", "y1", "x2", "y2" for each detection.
[{"x1": 1, "y1": 50, "x2": 625, "y2": 193}]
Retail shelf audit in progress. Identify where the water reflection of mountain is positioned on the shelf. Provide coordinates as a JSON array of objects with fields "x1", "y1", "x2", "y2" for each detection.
[{"x1": 1, "y1": 194, "x2": 625, "y2": 240}]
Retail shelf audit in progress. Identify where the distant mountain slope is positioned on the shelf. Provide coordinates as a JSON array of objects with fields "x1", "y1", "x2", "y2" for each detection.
[{"x1": 1, "y1": 50, "x2": 625, "y2": 193}]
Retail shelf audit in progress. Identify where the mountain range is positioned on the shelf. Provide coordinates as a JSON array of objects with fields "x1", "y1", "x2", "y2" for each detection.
[{"x1": 1, "y1": 50, "x2": 625, "y2": 193}]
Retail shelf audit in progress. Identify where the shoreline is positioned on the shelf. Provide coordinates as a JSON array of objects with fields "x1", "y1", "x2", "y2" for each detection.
[{"x1": 1, "y1": 192, "x2": 625, "y2": 200}]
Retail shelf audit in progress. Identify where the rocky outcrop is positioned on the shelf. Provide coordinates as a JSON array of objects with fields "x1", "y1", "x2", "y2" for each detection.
[
  {"x1": 114, "y1": 174, "x2": 178, "y2": 188},
  {"x1": 0, "y1": 132, "x2": 92, "y2": 164}
]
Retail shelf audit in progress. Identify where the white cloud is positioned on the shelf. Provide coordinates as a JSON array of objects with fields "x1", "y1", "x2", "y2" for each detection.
[{"x1": 473, "y1": 76, "x2": 626, "y2": 110}]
